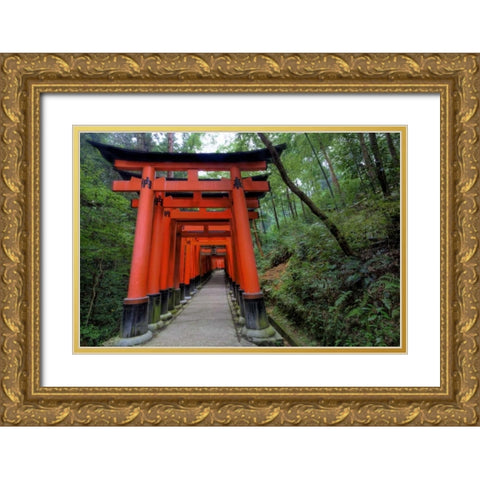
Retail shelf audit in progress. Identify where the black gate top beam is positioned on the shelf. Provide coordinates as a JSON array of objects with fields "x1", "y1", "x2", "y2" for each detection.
[{"x1": 88, "y1": 140, "x2": 286, "y2": 167}]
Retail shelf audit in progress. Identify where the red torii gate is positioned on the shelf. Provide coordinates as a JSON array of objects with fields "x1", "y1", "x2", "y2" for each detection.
[
  {"x1": 89, "y1": 140, "x2": 286, "y2": 346},
  {"x1": 131, "y1": 195, "x2": 260, "y2": 325},
  {"x1": 200, "y1": 245, "x2": 227, "y2": 271}
]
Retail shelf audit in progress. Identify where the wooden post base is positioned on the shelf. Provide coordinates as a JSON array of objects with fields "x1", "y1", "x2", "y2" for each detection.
[
  {"x1": 241, "y1": 293, "x2": 282, "y2": 346},
  {"x1": 147, "y1": 292, "x2": 162, "y2": 326},
  {"x1": 121, "y1": 297, "x2": 149, "y2": 338},
  {"x1": 159, "y1": 289, "x2": 172, "y2": 320},
  {"x1": 173, "y1": 288, "x2": 181, "y2": 307}
]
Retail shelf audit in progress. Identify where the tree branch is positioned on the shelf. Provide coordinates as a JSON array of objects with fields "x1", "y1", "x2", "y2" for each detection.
[{"x1": 258, "y1": 133, "x2": 356, "y2": 257}]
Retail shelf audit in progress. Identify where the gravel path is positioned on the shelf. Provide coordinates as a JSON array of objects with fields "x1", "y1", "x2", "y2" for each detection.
[{"x1": 143, "y1": 271, "x2": 253, "y2": 347}]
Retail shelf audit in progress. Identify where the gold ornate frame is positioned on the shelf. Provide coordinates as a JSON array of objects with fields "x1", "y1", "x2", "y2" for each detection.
[{"x1": 0, "y1": 53, "x2": 478, "y2": 426}]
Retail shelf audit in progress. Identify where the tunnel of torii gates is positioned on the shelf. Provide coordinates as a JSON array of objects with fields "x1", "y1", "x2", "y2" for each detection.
[{"x1": 89, "y1": 140, "x2": 287, "y2": 346}]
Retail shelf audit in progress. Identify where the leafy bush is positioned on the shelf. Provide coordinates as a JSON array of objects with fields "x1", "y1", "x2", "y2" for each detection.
[{"x1": 80, "y1": 137, "x2": 136, "y2": 346}]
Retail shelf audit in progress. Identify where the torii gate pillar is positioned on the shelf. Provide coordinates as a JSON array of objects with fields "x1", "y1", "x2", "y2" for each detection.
[
  {"x1": 120, "y1": 165, "x2": 156, "y2": 344},
  {"x1": 230, "y1": 166, "x2": 279, "y2": 344}
]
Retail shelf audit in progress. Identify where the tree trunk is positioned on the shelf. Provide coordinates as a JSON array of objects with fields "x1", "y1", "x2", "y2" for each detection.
[
  {"x1": 270, "y1": 191, "x2": 280, "y2": 229},
  {"x1": 136, "y1": 133, "x2": 145, "y2": 150},
  {"x1": 280, "y1": 196, "x2": 288, "y2": 220},
  {"x1": 345, "y1": 134, "x2": 371, "y2": 193},
  {"x1": 286, "y1": 188, "x2": 296, "y2": 218},
  {"x1": 136, "y1": 132, "x2": 152, "y2": 152},
  {"x1": 292, "y1": 197, "x2": 299, "y2": 218},
  {"x1": 368, "y1": 133, "x2": 391, "y2": 197},
  {"x1": 385, "y1": 132, "x2": 399, "y2": 168},
  {"x1": 259, "y1": 206, "x2": 267, "y2": 233},
  {"x1": 251, "y1": 220, "x2": 264, "y2": 256},
  {"x1": 317, "y1": 135, "x2": 344, "y2": 202},
  {"x1": 258, "y1": 133, "x2": 356, "y2": 257},
  {"x1": 357, "y1": 133, "x2": 378, "y2": 193},
  {"x1": 299, "y1": 197, "x2": 308, "y2": 217},
  {"x1": 85, "y1": 258, "x2": 104, "y2": 327},
  {"x1": 304, "y1": 133, "x2": 338, "y2": 209}
]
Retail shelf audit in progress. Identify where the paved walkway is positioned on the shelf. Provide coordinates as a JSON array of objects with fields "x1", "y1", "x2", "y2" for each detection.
[{"x1": 144, "y1": 270, "x2": 254, "y2": 347}]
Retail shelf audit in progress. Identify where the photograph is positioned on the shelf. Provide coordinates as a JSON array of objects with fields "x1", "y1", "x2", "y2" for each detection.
[{"x1": 78, "y1": 128, "x2": 404, "y2": 352}]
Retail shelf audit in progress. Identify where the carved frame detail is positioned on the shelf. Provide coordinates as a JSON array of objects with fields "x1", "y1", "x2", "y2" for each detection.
[{"x1": 0, "y1": 53, "x2": 478, "y2": 425}]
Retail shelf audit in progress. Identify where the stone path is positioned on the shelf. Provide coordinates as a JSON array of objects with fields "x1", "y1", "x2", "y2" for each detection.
[{"x1": 143, "y1": 270, "x2": 254, "y2": 347}]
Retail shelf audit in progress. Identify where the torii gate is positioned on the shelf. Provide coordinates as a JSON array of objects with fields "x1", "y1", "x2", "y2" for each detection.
[
  {"x1": 131, "y1": 193, "x2": 260, "y2": 324},
  {"x1": 199, "y1": 245, "x2": 227, "y2": 271},
  {"x1": 89, "y1": 140, "x2": 286, "y2": 346}
]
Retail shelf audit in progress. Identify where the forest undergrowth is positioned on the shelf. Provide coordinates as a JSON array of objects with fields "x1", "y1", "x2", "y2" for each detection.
[{"x1": 258, "y1": 196, "x2": 401, "y2": 347}]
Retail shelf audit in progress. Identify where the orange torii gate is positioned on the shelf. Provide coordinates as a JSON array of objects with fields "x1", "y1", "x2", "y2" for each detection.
[
  {"x1": 177, "y1": 230, "x2": 233, "y2": 298},
  {"x1": 200, "y1": 245, "x2": 227, "y2": 271},
  {"x1": 130, "y1": 202, "x2": 258, "y2": 323},
  {"x1": 89, "y1": 140, "x2": 286, "y2": 346}
]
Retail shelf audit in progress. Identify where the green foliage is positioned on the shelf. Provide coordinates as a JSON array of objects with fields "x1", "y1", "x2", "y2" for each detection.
[
  {"x1": 80, "y1": 134, "x2": 136, "y2": 346},
  {"x1": 253, "y1": 131, "x2": 401, "y2": 347},
  {"x1": 259, "y1": 199, "x2": 401, "y2": 347}
]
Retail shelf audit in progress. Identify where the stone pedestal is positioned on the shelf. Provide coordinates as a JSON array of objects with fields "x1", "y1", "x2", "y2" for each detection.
[
  {"x1": 121, "y1": 297, "x2": 149, "y2": 338},
  {"x1": 147, "y1": 292, "x2": 161, "y2": 326},
  {"x1": 173, "y1": 288, "x2": 181, "y2": 307},
  {"x1": 167, "y1": 287, "x2": 175, "y2": 310},
  {"x1": 241, "y1": 293, "x2": 282, "y2": 346},
  {"x1": 184, "y1": 283, "x2": 192, "y2": 301},
  {"x1": 115, "y1": 330, "x2": 153, "y2": 346},
  {"x1": 159, "y1": 289, "x2": 172, "y2": 320}
]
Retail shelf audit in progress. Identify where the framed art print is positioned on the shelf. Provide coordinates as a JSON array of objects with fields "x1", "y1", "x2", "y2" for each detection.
[{"x1": 0, "y1": 53, "x2": 478, "y2": 425}]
